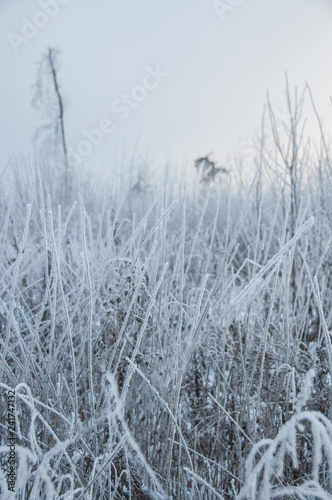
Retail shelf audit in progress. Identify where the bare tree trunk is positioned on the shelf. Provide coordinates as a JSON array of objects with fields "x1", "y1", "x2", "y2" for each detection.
[{"x1": 47, "y1": 48, "x2": 71, "y2": 202}]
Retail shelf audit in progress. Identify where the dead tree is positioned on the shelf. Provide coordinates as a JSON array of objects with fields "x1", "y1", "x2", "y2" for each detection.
[{"x1": 32, "y1": 47, "x2": 71, "y2": 201}]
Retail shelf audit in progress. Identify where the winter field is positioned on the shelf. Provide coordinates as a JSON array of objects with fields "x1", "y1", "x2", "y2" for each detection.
[{"x1": 1, "y1": 86, "x2": 332, "y2": 499}]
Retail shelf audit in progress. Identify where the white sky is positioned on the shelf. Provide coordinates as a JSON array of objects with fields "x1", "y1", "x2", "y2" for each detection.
[{"x1": 1, "y1": 0, "x2": 332, "y2": 178}]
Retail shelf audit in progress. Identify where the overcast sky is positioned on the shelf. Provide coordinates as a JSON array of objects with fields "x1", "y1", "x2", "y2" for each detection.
[{"x1": 1, "y1": 0, "x2": 332, "y2": 179}]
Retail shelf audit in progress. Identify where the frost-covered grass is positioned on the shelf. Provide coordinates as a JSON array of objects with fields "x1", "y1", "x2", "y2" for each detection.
[{"x1": 1, "y1": 92, "x2": 332, "y2": 498}]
